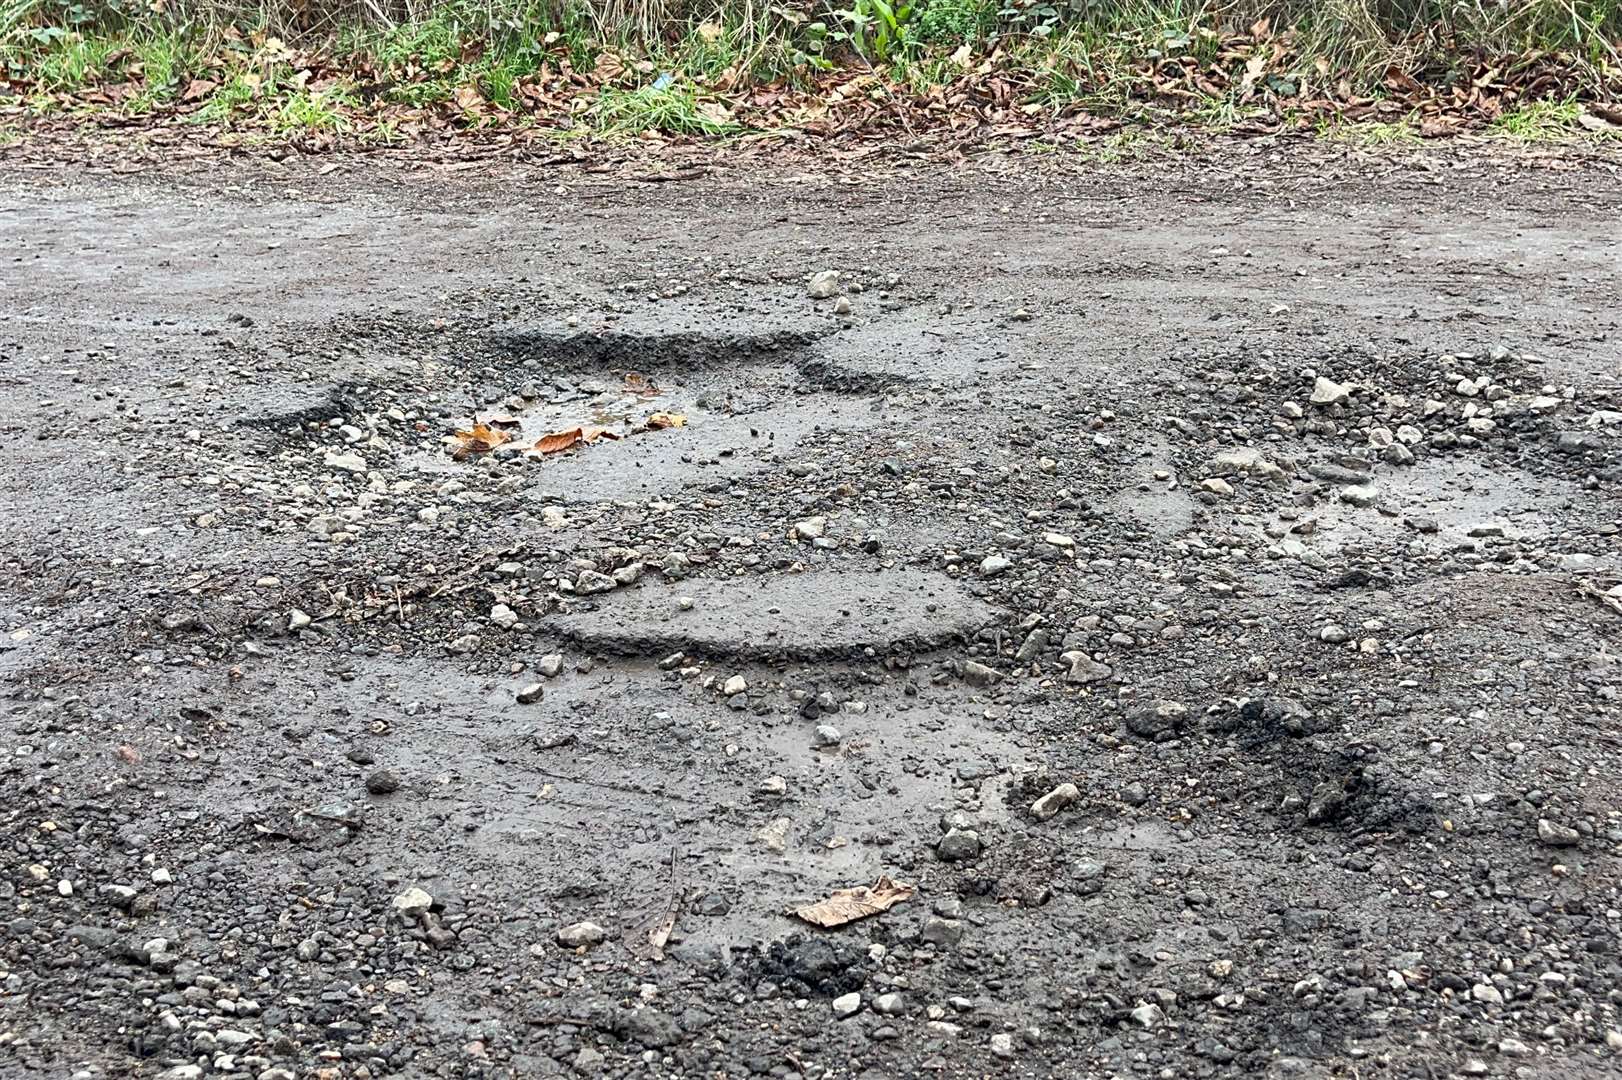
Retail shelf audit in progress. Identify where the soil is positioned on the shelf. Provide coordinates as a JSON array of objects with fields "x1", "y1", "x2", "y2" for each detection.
[{"x1": 2, "y1": 145, "x2": 1621, "y2": 1080}]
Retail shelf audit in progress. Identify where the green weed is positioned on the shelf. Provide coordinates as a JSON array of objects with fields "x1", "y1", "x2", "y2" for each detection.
[
  {"x1": 1490, "y1": 97, "x2": 1583, "y2": 139},
  {"x1": 192, "y1": 69, "x2": 277, "y2": 125},
  {"x1": 25, "y1": 29, "x2": 122, "y2": 89},
  {"x1": 274, "y1": 87, "x2": 352, "y2": 132},
  {"x1": 1072, "y1": 126, "x2": 1169, "y2": 163},
  {"x1": 588, "y1": 78, "x2": 738, "y2": 136},
  {"x1": 1326, "y1": 116, "x2": 1423, "y2": 146}
]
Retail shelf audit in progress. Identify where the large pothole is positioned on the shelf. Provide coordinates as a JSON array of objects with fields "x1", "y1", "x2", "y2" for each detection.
[{"x1": 552, "y1": 569, "x2": 999, "y2": 660}]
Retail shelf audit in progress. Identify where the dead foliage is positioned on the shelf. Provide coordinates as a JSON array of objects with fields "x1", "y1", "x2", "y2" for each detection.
[{"x1": 3, "y1": 20, "x2": 1619, "y2": 151}]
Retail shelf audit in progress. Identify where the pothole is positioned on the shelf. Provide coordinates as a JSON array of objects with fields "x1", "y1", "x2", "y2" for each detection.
[
  {"x1": 496, "y1": 327, "x2": 823, "y2": 370},
  {"x1": 1305, "y1": 456, "x2": 1593, "y2": 553},
  {"x1": 403, "y1": 327, "x2": 912, "y2": 501},
  {"x1": 552, "y1": 569, "x2": 999, "y2": 660}
]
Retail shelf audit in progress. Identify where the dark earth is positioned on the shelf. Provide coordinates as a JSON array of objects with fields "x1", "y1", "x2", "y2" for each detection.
[{"x1": 2, "y1": 145, "x2": 1620, "y2": 1080}]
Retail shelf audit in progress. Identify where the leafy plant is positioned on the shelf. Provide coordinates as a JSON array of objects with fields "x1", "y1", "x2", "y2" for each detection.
[
  {"x1": 915, "y1": 0, "x2": 994, "y2": 43},
  {"x1": 829, "y1": 0, "x2": 917, "y2": 62}
]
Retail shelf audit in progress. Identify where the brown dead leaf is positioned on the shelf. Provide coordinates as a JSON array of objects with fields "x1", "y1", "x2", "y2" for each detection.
[
  {"x1": 1239, "y1": 53, "x2": 1267, "y2": 97},
  {"x1": 644, "y1": 412, "x2": 686, "y2": 430},
  {"x1": 697, "y1": 100, "x2": 734, "y2": 126},
  {"x1": 1419, "y1": 115, "x2": 1460, "y2": 138},
  {"x1": 532, "y1": 426, "x2": 622, "y2": 455},
  {"x1": 623, "y1": 372, "x2": 661, "y2": 397},
  {"x1": 594, "y1": 51, "x2": 626, "y2": 83},
  {"x1": 449, "y1": 422, "x2": 513, "y2": 460},
  {"x1": 1580, "y1": 103, "x2": 1622, "y2": 130},
  {"x1": 788, "y1": 875, "x2": 915, "y2": 928},
  {"x1": 181, "y1": 78, "x2": 218, "y2": 102}
]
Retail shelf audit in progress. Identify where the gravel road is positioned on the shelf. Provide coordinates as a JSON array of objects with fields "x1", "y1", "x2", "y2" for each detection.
[{"x1": 2, "y1": 147, "x2": 1620, "y2": 1080}]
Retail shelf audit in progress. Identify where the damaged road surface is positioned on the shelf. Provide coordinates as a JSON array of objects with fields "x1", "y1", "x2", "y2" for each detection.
[{"x1": 2, "y1": 153, "x2": 1620, "y2": 1080}]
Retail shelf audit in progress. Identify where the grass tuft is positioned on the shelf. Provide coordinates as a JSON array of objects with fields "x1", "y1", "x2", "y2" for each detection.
[{"x1": 588, "y1": 77, "x2": 737, "y2": 136}]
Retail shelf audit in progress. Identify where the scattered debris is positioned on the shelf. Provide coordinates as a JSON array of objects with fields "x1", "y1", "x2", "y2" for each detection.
[
  {"x1": 788, "y1": 876, "x2": 916, "y2": 929},
  {"x1": 448, "y1": 421, "x2": 513, "y2": 460},
  {"x1": 532, "y1": 425, "x2": 622, "y2": 455}
]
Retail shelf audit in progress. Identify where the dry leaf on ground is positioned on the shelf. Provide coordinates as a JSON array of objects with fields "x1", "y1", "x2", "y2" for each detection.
[
  {"x1": 449, "y1": 422, "x2": 513, "y2": 460},
  {"x1": 623, "y1": 372, "x2": 661, "y2": 397},
  {"x1": 1587, "y1": 102, "x2": 1622, "y2": 125},
  {"x1": 643, "y1": 412, "x2": 686, "y2": 430},
  {"x1": 787, "y1": 875, "x2": 915, "y2": 928},
  {"x1": 642, "y1": 908, "x2": 676, "y2": 961},
  {"x1": 532, "y1": 425, "x2": 622, "y2": 455}
]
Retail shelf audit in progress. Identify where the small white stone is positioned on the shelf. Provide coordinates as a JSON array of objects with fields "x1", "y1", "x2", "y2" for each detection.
[
  {"x1": 1338, "y1": 483, "x2": 1379, "y2": 508},
  {"x1": 391, "y1": 886, "x2": 433, "y2": 916},
  {"x1": 807, "y1": 270, "x2": 840, "y2": 298},
  {"x1": 1130, "y1": 1002, "x2": 1165, "y2": 1028},
  {"x1": 832, "y1": 991, "x2": 861, "y2": 1018},
  {"x1": 1030, "y1": 783, "x2": 1079, "y2": 821},
  {"x1": 556, "y1": 921, "x2": 606, "y2": 949},
  {"x1": 1310, "y1": 377, "x2": 1350, "y2": 406},
  {"x1": 324, "y1": 450, "x2": 366, "y2": 474},
  {"x1": 791, "y1": 516, "x2": 827, "y2": 541}
]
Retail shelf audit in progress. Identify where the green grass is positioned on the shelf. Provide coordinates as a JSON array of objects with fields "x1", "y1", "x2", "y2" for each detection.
[
  {"x1": 1321, "y1": 115, "x2": 1424, "y2": 146},
  {"x1": 128, "y1": 30, "x2": 198, "y2": 110},
  {"x1": 1, "y1": 0, "x2": 1619, "y2": 144},
  {"x1": 888, "y1": 52, "x2": 964, "y2": 94},
  {"x1": 274, "y1": 86, "x2": 354, "y2": 132},
  {"x1": 588, "y1": 78, "x2": 738, "y2": 136},
  {"x1": 25, "y1": 28, "x2": 120, "y2": 89},
  {"x1": 192, "y1": 69, "x2": 283, "y2": 125},
  {"x1": 1490, "y1": 97, "x2": 1584, "y2": 139}
]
